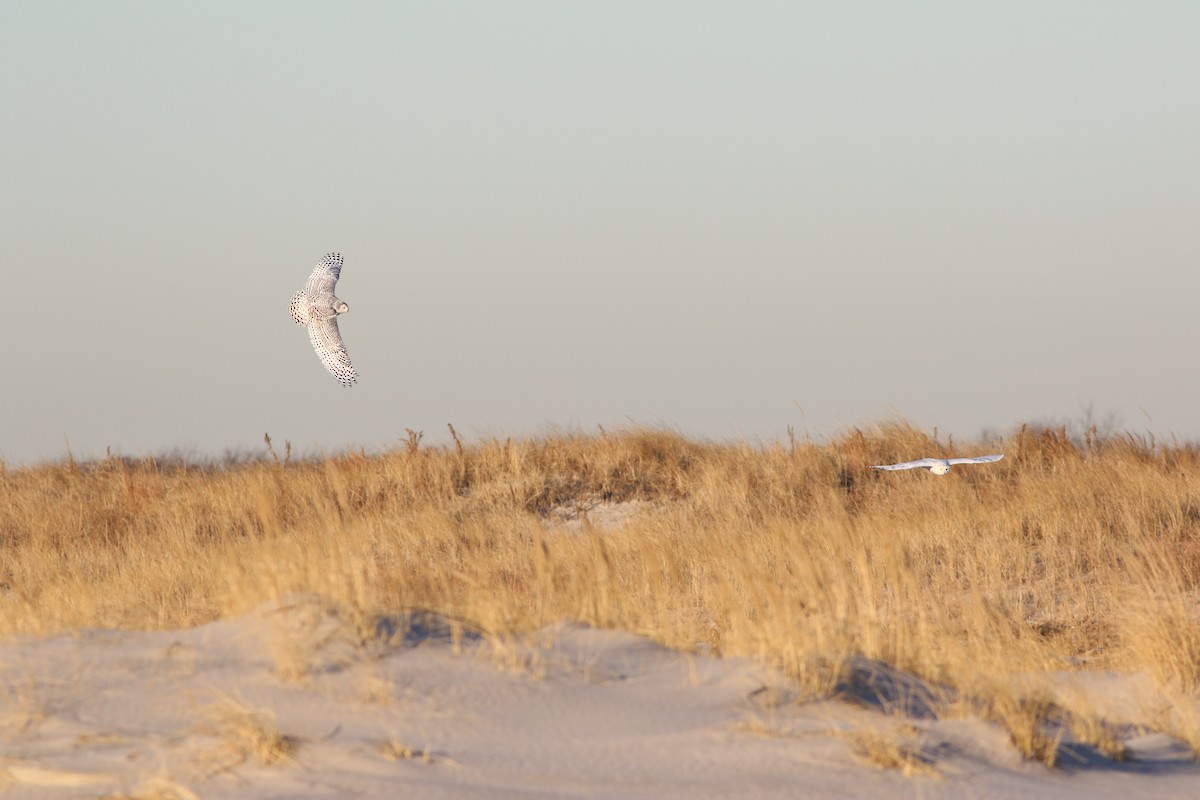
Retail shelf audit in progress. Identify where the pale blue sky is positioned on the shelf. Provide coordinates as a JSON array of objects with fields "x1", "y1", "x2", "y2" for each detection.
[{"x1": 3, "y1": 1, "x2": 1198, "y2": 464}]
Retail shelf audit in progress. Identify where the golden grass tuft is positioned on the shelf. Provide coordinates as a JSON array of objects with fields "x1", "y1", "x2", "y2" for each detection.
[
  {"x1": 377, "y1": 738, "x2": 433, "y2": 764},
  {"x1": 3, "y1": 422, "x2": 1200, "y2": 763},
  {"x1": 844, "y1": 723, "x2": 940, "y2": 777},
  {"x1": 974, "y1": 688, "x2": 1065, "y2": 767},
  {"x1": 195, "y1": 696, "x2": 299, "y2": 771}
]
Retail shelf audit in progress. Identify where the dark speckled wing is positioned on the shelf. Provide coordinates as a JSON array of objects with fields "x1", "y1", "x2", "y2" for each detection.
[
  {"x1": 305, "y1": 252, "x2": 344, "y2": 295},
  {"x1": 308, "y1": 314, "x2": 357, "y2": 387}
]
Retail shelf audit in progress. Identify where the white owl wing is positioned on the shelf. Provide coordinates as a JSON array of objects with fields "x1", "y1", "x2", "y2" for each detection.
[
  {"x1": 308, "y1": 315, "x2": 357, "y2": 387},
  {"x1": 946, "y1": 455, "x2": 1004, "y2": 465},
  {"x1": 289, "y1": 291, "x2": 310, "y2": 325},
  {"x1": 305, "y1": 252, "x2": 344, "y2": 295},
  {"x1": 871, "y1": 458, "x2": 941, "y2": 471}
]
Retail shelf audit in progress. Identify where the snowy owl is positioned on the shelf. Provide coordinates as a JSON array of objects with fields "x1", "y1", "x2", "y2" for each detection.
[
  {"x1": 871, "y1": 454, "x2": 1003, "y2": 475},
  {"x1": 289, "y1": 252, "x2": 357, "y2": 387}
]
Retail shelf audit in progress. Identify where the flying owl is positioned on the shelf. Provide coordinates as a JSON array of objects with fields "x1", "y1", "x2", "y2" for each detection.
[
  {"x1": 290, "y1": 252, "x2": 357, "y2": 387},
  {"x1": 871, "y1": 454, "x2": 1003, "y2": 475}
]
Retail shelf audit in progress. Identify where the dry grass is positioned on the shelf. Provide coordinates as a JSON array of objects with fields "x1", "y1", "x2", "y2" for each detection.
[
  {"x1": 377, "y1": 737, "x2": 433, "y2": 764},
  {"x1": 972, "y1": 687, "x2": 1065, "y2": 767},
  {"x1": 844, "y1": 723, "x2": 940, "y2": 777},
  {"x1": 3, "y1": 422, "x2": 1200, "y2": 761},
  {"x1": 256, "y1": 595, "x2": 361, "y2": 683},
  {"x1": 195, "y1": 696, "x2": 299, "y2": 772}
]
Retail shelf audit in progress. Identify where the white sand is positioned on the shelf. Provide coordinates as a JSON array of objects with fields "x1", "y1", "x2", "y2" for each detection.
[{"x1": 0, "y1": 596, "x2": 1197, "y2": 799}]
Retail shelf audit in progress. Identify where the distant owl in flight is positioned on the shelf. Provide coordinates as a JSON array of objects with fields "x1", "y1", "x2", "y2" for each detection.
[
  {"x1": 290, "y1": 253, "x2": 357, "y2": 387},
  {"x1": 872, "y1": 454, "x2": 1003, "y2": 475}
]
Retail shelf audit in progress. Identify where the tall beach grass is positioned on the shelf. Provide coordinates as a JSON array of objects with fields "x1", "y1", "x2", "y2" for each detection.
[{"x1": 2, "y1": 422, "x2": 1198, "y2": 758}]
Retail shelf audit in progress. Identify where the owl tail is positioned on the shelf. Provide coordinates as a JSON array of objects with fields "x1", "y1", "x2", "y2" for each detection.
[{"x1": 289, "y1": 291, "x2": 310, "y2": 325}]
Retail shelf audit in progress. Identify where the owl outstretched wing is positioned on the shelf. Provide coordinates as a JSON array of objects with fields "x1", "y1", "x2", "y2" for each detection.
[
  {"x1": 289, "y1": 291, "x2": 310, "y2": 325},
  {"x1": 308, "y1": 315, "x2": 357, "y2": 387},
  {"x1": 946, "y1": 455, "x2": 1004, "y2": 465},
  {"x1": 305, "y1": 252, "x2": 344, "y2": 295},
  {"x1": 871, "y1": 458, "x2": 940, "y2": 471}
]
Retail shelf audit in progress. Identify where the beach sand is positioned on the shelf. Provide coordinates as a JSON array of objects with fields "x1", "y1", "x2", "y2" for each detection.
[{"x1": 1, "y1": 596, "x2": 1197, "y2": 799}]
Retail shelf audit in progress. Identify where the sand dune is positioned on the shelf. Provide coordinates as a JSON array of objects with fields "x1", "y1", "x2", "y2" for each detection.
[{"x1": 0, "y1": 597, "x2": 1197, "y2": 799}]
